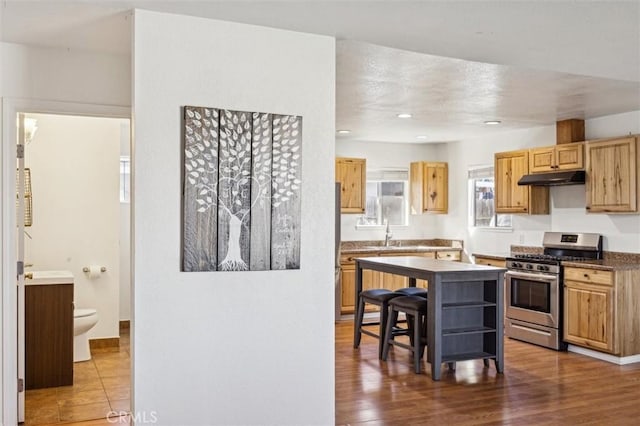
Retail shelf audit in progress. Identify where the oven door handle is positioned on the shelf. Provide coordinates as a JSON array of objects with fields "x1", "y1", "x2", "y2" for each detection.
[{"x1": 505, "y1": 271, "x2": 557, "y2": 283}]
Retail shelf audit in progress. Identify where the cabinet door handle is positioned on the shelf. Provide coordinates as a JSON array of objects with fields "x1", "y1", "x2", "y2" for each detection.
[{"x1": 583, "y1": 273, "x2": 589, "y2": 278}]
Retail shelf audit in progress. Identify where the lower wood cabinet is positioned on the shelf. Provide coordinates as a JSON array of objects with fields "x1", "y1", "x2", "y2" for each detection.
[
  {"x1": 564, "y1": 266, "x2": 640, "y2": 356},
  {"x1": 339, "y1": 250, "x2": 459, "y2": 314}
]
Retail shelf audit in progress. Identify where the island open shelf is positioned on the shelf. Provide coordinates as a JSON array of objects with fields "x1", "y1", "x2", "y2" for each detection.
[{"x1": 354, "y1": 256, "x2": 506, "y2": 380}]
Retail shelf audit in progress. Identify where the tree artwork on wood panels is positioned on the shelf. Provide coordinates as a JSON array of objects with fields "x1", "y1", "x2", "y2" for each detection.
[{"x1": 182, "y1": 106, "x2": 302, "y2": 272}]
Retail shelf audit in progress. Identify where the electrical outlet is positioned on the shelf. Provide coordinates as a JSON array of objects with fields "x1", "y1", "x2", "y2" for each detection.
[{"x1": 519, "y1": 233, "x2": 525, "y2": 244}]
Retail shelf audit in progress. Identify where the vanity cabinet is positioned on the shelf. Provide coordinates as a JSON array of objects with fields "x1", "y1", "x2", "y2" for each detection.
[
  {"x1": 26, "y1": 283, "x2": 74, "y2": 389},
  {"x1": 494, "y1": 150, "x2": 549, "y2": 214},
  {"x1": 336, "y1": 157, "x2": 366, "y2": 213},
  {"x1": 410, "y1": 162, "x2": 448, "y2": 214},
  {"x1": 564, "y1": 266, "x2": 640, "y2": 356},
  {"x1": 529, "y1": 143, "x2": 584, "y2": 173},
  {"x1": 585, "y1": 136, "x2": 638, "y2": 213}
]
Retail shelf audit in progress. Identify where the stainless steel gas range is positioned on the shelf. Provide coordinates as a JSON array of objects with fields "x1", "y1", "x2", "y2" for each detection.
[{"x1": 505, "y1": 232, "x2": 603, "y2": 350}]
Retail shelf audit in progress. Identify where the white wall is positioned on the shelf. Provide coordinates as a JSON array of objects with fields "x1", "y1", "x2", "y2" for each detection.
[
  {"x1": 439, "y1": 111, "x2": 640, "y2": 257},
  {"x1": 133, "y1": 10, "x2": 335, "y2": 425},
  {"x1": 24, "y1": 113, "x2": 124, "y2": 339},
  {"x1": 345, "y1": 112, "x2": 640, "y2": 256},
  {"x1": 1, "y1": 42, "x2": 130, "y2": 107},
  {"x1": 336, "y1": 139, "x2": 446, "y2": 241}
]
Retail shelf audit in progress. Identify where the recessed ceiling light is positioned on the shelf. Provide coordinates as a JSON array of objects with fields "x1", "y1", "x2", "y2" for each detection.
[
  {"x1": 416, "y1": 135, "x2": 428, "y2": 140},
  {"x1": 337, "y1": 129, "x2": 351, "y2": 134},
  {"x1": 397, "y1": 113, "x2": 412, "y2": 119},
  {"x1": 484, "y1": 120, "x2": 501, "y2": 125}
]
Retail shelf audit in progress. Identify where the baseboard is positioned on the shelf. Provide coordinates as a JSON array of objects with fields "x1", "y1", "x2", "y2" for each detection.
[
  {"x1": 89, "y1": 337, "x2": 120, "y2": 350},
  {"x1": 119, "y1": 320, "x2": 130, "y2": 332},
  {"x1": 567, "y1": 344, "x2": 640, "y2": 365}
]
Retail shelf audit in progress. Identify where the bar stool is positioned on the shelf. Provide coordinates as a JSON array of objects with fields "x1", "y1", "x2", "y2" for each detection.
[
  {"x1": 354, "y1": 289, "x2": 401, "y2": 359},
  {"x1": 382, "y1": 295, "x2": 428, "y2": 374},
  {"x1": 392, "y1": 287, "x2": 428, "y2": 340},
  {"x1": 395, "y1": 287, "x2": 428, "y2": 298}
]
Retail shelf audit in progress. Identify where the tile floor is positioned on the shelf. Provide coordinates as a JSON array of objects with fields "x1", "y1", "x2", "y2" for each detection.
[{"x1": 24, "y1": 330, "x2": 130, "y2": 425}]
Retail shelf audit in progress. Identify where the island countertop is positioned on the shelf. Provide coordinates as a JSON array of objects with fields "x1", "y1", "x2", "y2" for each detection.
[{"x1": 355, "y1": 256, "x2": 505, "y2": 274}]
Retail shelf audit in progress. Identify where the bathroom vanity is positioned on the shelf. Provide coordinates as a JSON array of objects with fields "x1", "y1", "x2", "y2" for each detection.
[{"x1": 25, "y1": 271, "x2": 74, "y2": 389}]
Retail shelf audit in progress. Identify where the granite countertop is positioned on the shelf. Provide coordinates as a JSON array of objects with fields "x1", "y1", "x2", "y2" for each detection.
[
  {"x1": 471, "y1": 252, "x2": 510, "y2": 261},
  {"x1": 341, "y1": 239, "x2": 463, "y2": 255},
  {"x1": 472, "y1": 246, "x2": 640, "y2": 271},
  {"x1": 561, "y1": 253, "x2": 640, "y2": 271}
]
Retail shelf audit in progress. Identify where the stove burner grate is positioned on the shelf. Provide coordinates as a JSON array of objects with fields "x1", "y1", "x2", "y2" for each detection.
[{"x1": 512, "y1": 253, "x2": 591, "y2": 262}]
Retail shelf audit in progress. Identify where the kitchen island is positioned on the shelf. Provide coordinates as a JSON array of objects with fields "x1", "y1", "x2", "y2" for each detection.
[{"x1": 355, "y1": 256, "x2": 506, "y2": 380}]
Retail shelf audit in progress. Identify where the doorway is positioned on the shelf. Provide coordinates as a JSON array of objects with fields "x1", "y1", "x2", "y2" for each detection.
[
  {"x1": 1, "y1": 100, "x2": 132, "y2": 426},
  {"x1": 20, "y1": 112, "x2": 131, "y2": 425}
]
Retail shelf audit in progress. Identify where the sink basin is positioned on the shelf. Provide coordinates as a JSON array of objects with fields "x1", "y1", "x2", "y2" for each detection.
[{"x1": 26, "y1": 270, "x2": 74, "y2": 285}]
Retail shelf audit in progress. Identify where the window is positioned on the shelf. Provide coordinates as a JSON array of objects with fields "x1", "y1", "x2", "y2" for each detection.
[
  {"x1": 468, "y1": 166, "x2": 511, "y2": 228},
  {"x1": 120, "y1": 156, "x2": 130, "y2": 203},
  {"x1": 357, "y1": 169, "x2": 408, "y2": 227}
]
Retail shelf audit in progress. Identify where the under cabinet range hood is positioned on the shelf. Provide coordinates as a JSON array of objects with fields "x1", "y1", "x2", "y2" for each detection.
[{"x1": 517, "y1": 170, "x2": 586, "y2": 186}]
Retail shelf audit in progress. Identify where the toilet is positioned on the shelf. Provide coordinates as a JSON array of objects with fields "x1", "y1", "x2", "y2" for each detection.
[{"x1": 73, "y1": 308, "x2": 99, "y2": 362}]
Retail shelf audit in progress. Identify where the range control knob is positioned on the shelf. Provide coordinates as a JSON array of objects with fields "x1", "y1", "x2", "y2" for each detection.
[
  {"x1": 526, "y1": 264, "x2": 533, "y2": 269},
  {"x1": 537, "y1": 265, "x2": 549, "y2": 271}
]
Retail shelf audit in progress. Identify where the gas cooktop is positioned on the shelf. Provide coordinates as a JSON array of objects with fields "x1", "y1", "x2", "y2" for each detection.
[{"x1": 511, "y1": 253, "x2": 593, "y2": 262}]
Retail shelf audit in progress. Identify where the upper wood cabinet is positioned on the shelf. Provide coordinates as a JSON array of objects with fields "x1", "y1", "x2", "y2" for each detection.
[
  {"x1": 585, "y1": 136, "x2": 638, "y2": 213},
  {"x1": 494, "y1": 150, "x2": 549, "y2": 214},
  {"x1": 336, "y1": 157, "x2": 366, "y2": 214},
  {"x1": 529, "y1": 143, "x2": 584, "y2": 173},
  {"x1": 409, "y1": 162, "x2": 448, "y2": 214}
]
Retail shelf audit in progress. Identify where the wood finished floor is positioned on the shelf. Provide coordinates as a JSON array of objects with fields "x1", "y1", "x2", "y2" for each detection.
[
  {"x1": 336, "y1": 320, "x2": 640, "y2": 425},
  {"x1": 24, "y1": 330, "x2": 130, "y2": 426},
  {"x1": 28, "y1": 322, "x2": 640, "y2": 426}
]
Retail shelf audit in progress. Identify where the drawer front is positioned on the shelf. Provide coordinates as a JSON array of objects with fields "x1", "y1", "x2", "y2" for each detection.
[
  {"x1": 475, "y1": 257, "x2": 506, "y2": 268},
  {"x1": 436, "y1": 250, "x2": 461, "y2": 261},
  {"x1": 564, "y1": 267, "x2": 613, "y2": 286},
  {"x1": 340, "y1": 255, "x2": 356, "y2": 265}
]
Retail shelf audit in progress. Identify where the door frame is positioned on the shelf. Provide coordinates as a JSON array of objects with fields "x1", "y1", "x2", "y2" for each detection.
[{"x1": 1, "y1": 98, "x2": 131, "y2": 425}]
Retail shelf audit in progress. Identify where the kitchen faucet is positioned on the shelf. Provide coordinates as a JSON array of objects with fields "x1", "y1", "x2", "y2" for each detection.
[{"x1": 384, "y1": 219, "x2": 393, "y2": 247}]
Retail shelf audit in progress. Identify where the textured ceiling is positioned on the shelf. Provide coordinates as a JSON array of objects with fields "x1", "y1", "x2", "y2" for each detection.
[
  {"x1": 2, "y1": 1, "x2": 639, "y2": 144},
  {"x1": 336, "y1": 41, "x2": 640, "y2": 143}
]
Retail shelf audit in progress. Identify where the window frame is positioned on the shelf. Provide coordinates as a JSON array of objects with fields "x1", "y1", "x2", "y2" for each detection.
[
  {"x1": 120, "y1": 156, "x2": 131, "y2": 204},
  {"x1": 468, "y1": 165, "x2": 512, "y2": 230},
  {"x1": 356, "y1": 169, "x2": 410, "y2": 229}
]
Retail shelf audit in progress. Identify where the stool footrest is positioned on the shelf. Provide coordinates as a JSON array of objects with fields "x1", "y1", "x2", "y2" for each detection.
[{"x1": 361, "y1": 329, "x2": 380, "y2": 339}]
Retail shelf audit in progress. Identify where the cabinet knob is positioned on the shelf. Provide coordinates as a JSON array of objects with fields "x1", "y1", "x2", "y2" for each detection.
[{"x1": 584, "y1": 273, "x2": 589, "y2": 278}]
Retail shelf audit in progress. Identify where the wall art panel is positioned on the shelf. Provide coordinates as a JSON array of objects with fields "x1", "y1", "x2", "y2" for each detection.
[
  {"x1": 182, "y1": 106, "x2": 302, "y2": 272},
  {"x1": 183, "y1": 107, "x2": 219, "y2": 272}
]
